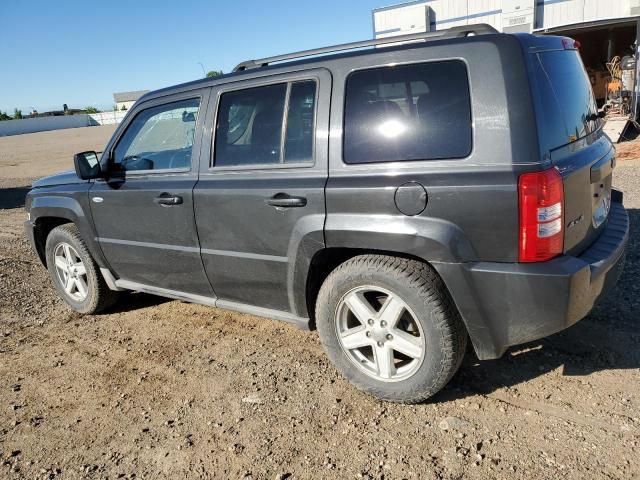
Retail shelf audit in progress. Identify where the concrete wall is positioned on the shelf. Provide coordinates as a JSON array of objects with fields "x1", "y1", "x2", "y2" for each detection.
[
  {"x1": 0, "y1": 111, "x2": 127, "y2": 137},
  {"x1": 88, "y1": 111, "x2": 128, "y2": 126},
  {"x1": 0, "y1": 114, "x2": 89, "y2": 137}
]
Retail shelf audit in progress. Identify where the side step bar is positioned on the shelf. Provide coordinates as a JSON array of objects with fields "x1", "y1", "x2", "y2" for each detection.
[{"x1": 110, "y1": 278, "x2": 311, "y2": 331}]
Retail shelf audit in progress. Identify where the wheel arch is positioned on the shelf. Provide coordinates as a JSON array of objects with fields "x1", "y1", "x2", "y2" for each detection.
[
  {"x1": 29, "y1": 195, "x2": 107, "y2": 269},
  {"x1": 33, "y1": 216, "x2": 73, "y2": 266},
  {"x1": 303, "y1": 247, "x2": 450, "y2": 329},
  {"x1": 290, "y1": 214, "x2": 476, "y2": 325}
]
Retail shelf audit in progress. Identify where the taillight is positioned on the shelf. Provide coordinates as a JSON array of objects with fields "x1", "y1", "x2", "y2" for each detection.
[{"x1": 518, "y1": 168, "x2": 564, "y2": 262}]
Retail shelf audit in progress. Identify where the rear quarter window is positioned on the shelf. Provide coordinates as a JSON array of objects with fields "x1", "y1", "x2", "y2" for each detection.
[{"x1": 343, "y1": 60, "x2": 472, "y2": 164}]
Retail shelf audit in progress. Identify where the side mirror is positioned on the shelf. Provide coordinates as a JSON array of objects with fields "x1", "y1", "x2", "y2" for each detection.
[{"x1": 73, "y1": 151, "x2": 103, "y2": 180}]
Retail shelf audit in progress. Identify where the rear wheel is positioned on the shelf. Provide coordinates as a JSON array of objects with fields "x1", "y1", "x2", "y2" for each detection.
[
  {"x1": 316, "y1": 254, "x2": 467, "y2": 403},
  {"x1": 45, "y1": 224, "x2": 118, "y2": 314}
]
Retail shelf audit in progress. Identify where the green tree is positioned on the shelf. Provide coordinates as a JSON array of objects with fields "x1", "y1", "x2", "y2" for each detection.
[
  {"x1": 206, "y1": 70, "x2": 224, "y2": 78},
  {"x1": 13, "y1": 108, "x2": 22, "y2": 119},
  {"x1": 120, "y1": 104, "x2": 127, "y2": 111},
  {"x1": 0, "y1": 111, "x2": 12, "y2": 121},
  {"x1": 84, "y1": 106, "x2": 100, "y2": 114}
]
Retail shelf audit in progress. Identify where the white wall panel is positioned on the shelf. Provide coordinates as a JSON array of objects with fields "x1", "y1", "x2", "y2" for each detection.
[
  {"x1": 542, "y1": 0, "x2": 585, "y2": 29},
  {"x1": 374, "y1": 0, "x2": 637, "y2": 36},
  {"x1": 468, "y1": 0, "x2": 501, "y2": 15},
  {"x1": 374, "y1": 2, "x2": 432, "y2": 36},
  {"x1": 584, "y1": 0, "x2": 629, "y2": 22},
  {"x1": 437, "y1": 0, "x2": 468, "y2": 21}
]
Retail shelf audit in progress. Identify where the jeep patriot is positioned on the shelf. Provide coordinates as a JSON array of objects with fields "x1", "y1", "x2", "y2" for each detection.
[{"x1": 25, "y1": 25, "x2": 629, "y2": 402}]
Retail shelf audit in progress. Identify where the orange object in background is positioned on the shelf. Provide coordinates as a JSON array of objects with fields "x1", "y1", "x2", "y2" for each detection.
[{"x1": 607, "y1": 80, "x2": 622, "y2": 93}]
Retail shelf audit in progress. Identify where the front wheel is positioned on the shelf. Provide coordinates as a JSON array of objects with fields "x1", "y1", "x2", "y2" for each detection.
[
  {"x1": 45, "y1": 224, "x2": 118, "y2": 314},
  {"x1": 316, "y1": 255, "x2": 467, "y2": 403}
]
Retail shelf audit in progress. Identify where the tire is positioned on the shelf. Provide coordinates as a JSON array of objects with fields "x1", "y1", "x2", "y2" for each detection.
[
  {"x1": 45, "y1": 223, "x2": 118, "y2": 314},
  {"x1": 315, "y1": 254, "x2": 467, "y2": 403}
]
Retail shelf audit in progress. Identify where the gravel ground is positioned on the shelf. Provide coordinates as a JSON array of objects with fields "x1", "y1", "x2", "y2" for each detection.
[{"x1": 0, "y1": 127, "x2": 638, "y2": 479}]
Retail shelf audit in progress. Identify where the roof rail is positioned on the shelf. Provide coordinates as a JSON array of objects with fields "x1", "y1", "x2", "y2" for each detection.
[{"x1": 233, "y1": 24, "x2": 499, "y2": 72}]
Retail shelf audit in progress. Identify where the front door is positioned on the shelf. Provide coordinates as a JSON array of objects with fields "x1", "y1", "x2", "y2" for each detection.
[
  {"x1": 194, "y1": 69, "x2": 331, "y2": 313},
  {"x1": 90, "y1": 90, "x2": 213, "y2": 297}
]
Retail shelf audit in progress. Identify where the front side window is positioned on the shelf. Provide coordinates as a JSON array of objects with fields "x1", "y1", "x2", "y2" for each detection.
[
  {"x1": 214, "y1": 80, "x2": 317, "y2": 167},
  {"x1": 113, "y1": 98, "x2": 200, "y2": 172},
  {"x1": 344, "y1": 61, "x2": 472, "y2": 164}
]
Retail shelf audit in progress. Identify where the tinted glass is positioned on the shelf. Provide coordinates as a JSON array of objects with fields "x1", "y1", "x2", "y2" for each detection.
[
  {"x1": 344, "y1": 61, "x2": 472, "y2": 164},
  {"x1": 215, "y1": 81, "x2": 317, "y2": 167},
  {"x1": 215, "y1": 83, "x2": 287, "y2": 167},
  {"x1": 284, "y1": 81, "x2": 316, "y2": 162},
  {"x1": 536, "y1": 50, "x2": 598, "y2": 146},
  {"x1": 113, "y1": 99, "x2": 200, "y2": 171}
]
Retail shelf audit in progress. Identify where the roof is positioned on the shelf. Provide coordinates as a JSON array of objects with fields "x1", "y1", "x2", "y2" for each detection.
[
  {"x1": 113, "y1": 90, "x2": 150, "y2": 103},
  {"x1": 233, "y1": 24, "x2": 498, "y2": 72},
  {"x1": 141, "y1": 25, "x2": 508, "y2": 102}
]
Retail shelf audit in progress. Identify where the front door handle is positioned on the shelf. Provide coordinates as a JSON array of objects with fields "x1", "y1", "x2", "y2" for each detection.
[
  {"x1": 266, "y1": 193, "x2": 307, "y2": 208},
  {"x1": 154, "y1": 193, "x2": 183, "y2": 206}
]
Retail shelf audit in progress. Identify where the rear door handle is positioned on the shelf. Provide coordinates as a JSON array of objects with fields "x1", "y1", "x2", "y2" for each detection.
[
  {"x1": 266, "y1": 193, "x2": 307, "y2": 208},
  {"x1": 154, "y1": 193, "x2": 183, "y2": 206}
]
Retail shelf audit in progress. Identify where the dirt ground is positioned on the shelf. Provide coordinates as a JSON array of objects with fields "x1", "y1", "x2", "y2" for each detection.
[{"x1": 0, "y1": 126, "x2": 638, "y2": 480}]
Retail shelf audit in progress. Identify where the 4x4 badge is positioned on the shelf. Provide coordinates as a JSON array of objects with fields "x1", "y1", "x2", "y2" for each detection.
[{"x1": 567, "y1": 214, "x2": 584, "y2": 229}]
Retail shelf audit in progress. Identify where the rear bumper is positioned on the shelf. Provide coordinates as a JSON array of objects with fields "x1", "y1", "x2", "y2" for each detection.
[{"x1": 435, "y1": 199, "x2": 629, "y2": 360}]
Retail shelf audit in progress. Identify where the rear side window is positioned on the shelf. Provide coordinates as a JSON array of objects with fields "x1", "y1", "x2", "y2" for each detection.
[
  {"x1": 284, "y1": 81, "x2": 317, "y2": 162},
  {"x1": 214, "y1": 80, "x2": 317, "y2": 167},
  {"x1": 344, "y1": 61, "x2": 472, "y2": 164}
]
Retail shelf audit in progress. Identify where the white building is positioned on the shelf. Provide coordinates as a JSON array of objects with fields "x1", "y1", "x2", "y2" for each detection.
[
  {"x1": 373, "y1": 0, "x2": 640, "y2": 35},
  {"x1": 113, "y1": 90, "x2": 149, "y2": 111},
  {"x1": 373, "y1": 0, "x2": 640, "y2": 111}
]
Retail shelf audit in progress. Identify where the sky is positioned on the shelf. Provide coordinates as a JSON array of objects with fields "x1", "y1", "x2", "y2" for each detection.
[{"x1": 0, "y1": 0, "x2": 385, "y2": 114}]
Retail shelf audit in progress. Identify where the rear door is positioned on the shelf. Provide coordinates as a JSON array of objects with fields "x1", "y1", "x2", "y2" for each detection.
[
  {"x1": 90, "y1": 90, "x2": 213, "y2": 296},
  {"x1": 194, "y1": 69, "x2": 330, "y2": 313},
  {"x1": 528, "y1": 44, "x2": 614, "y2": 255}
]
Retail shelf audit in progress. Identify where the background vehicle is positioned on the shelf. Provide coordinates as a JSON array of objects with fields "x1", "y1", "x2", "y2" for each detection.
[{"x1": 25, "y1": 25, "x2": 629, "y2": 403}]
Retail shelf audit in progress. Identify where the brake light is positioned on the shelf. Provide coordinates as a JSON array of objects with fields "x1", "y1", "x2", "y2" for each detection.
[
  {"x1": 562, "y1": 38, "x2": 580, "y2": 50},
  {"x1": 518, "y1": 168, "x2": 564, "y2": 262}
]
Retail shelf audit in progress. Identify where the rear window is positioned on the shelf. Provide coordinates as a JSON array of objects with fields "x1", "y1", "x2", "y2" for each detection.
[
  {"x1": 533, "y1": 50, "x2": 599, "y2": 148},
  {"x1": 343, "y1": 60, "x2": 472, "y2": 164}
]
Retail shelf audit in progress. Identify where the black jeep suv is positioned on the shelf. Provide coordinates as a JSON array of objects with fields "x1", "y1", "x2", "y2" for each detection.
[{"x1": 25, "y1": 25, "x2": 629, "y2": 403}]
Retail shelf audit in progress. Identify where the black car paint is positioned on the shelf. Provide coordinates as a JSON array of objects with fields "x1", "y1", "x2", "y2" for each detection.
[{"x1": 24, "y1": 31, "x2": 629, "y2": 360}]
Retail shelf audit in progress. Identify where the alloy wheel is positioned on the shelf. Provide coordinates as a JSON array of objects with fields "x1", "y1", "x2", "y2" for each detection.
[
  {"x1": 53, "y1": 242, "x2": 89, "y2": 302},
  {"x1": 335, "y1": 285, "x2": 425, "y2": 382}
]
